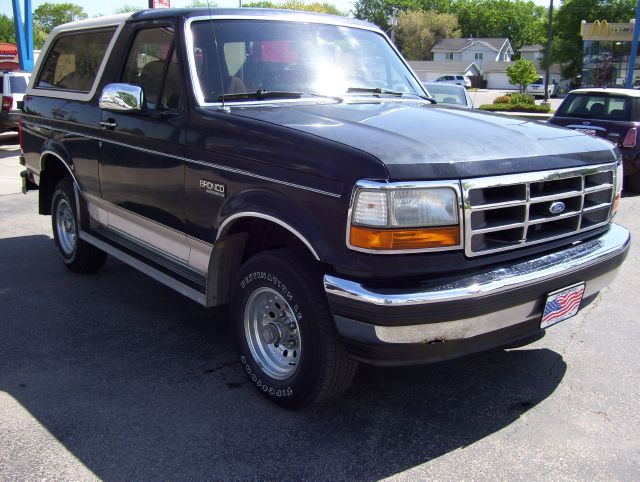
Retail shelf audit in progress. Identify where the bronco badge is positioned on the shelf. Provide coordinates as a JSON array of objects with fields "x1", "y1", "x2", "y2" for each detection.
[{"x1": 200, "y1": 179, "x2": 226, "y2": 198}]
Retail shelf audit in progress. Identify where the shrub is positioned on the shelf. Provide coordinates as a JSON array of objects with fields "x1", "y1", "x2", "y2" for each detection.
[
  {"x1": 493, "y1": 95, "x2": 512, "y2": 104},
  {"x1": 479, "y1": 103, "x2": 551, "y2": 113},
  {"x1": 509, "y1": 93, "x2": 535, "y2": 105}
]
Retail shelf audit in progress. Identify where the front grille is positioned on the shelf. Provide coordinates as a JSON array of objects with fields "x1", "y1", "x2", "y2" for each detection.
[{"x1": 462, "y1": 163, "x2": 616, "y2": 257}]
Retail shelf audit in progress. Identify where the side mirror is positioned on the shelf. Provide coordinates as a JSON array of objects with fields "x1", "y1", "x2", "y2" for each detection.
[{"x1": 99, "y1": 83, "x2": 143, "y2": 112}]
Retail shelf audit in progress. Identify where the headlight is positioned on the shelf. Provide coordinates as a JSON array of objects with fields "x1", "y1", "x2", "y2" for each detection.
[{"x1": 348, "y1": 182, "x2": 462, "y2": 252}]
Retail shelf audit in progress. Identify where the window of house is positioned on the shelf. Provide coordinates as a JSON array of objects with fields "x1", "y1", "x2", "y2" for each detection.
[
  {"x1": 445, "y1": 53, "x2": 454, "y2": 60},
  {"x1": 475, "y1": 53, "x2": 483, "y2": 60},
  {"x1": 36, "y1": 29, "x2": 116, "y2": 92}
]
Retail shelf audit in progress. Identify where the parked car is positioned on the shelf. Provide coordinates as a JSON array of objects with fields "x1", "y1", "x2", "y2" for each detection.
[
  {"x1": 433, "y1": 74, "x2": 472, "y2": 88},
  {"x1": 0, "y1": 70, "x2": 30, "y2": 132},
  {"x1": 525, "y1": 77, "x2": 557, "y2": 98},
  {"x1": 422, "y1": 82, "x2": 473, "y2": 108},
  {"x1": 548, "y1": 88, "x2": 640, "y2": 192},
  {"x1": 20, "y1": 9, "x2": 629, "y2": 407}
]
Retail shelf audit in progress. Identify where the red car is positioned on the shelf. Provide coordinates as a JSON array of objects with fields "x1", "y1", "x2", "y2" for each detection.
[{"x1": 549, "y1": 88, "x2": 640, "y2": 191}]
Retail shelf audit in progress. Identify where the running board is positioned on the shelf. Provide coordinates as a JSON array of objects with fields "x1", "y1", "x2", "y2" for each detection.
[{"x1": 79, "y1": 230, "x2": 207, "y2": 306}]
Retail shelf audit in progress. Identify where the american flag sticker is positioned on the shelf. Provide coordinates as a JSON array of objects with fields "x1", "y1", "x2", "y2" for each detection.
[{"x1": 541, "y1": 283, "x2": 586, "y2": 329}]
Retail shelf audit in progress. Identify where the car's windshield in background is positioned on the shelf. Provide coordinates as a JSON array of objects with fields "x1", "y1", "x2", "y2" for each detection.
[
  {"x1": 424, "y1": 84, "x2": 467, "y2": 105},
  {"x1": 189, "y1": 19, "x2": 424, "y2": 103},
  {"x1": 557, "y1": 93, "x2": 633, "y2": 121}
]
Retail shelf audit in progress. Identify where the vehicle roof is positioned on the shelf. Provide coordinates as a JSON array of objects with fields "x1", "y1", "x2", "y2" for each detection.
[
  {"x1": 50, "y1": 8, "x2": 378, "y2": 33},
  {"x1": 568, "y1": 88, "x2": 640, "y2": 97}
]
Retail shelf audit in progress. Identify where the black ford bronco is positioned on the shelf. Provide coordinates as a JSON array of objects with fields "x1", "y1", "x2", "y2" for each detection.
[{"x1": 20, "y1": 8, "x2": 630, "y2": 407}]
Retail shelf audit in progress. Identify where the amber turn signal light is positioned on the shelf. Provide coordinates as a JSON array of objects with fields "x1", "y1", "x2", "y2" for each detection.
[
  {"x1": 613, "y1": 193, "x2": 621, "y2": 214},
  {"x1": 350, "y1": 225, "x2": 460, "y2": 250}
]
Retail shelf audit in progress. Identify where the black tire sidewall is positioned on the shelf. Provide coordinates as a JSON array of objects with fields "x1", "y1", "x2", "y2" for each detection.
[
  {"x1": 51, "y1": 181, "x2": 78, "y2": 265},
  {"x1": 232, "y1": 254, "x2": 326, "y2": 407}
]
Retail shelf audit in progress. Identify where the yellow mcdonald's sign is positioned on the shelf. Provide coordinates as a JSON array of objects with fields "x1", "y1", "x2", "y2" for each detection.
[
  {"x1": 590, "y1": 20, "x2": 609, "y2": 36},
  {"x1": 581, "y1": 20, "x2": 634, "y2": 41}
]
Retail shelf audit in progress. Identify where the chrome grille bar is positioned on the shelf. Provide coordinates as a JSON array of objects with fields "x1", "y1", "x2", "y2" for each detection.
[{"x1": 462, "y1": 163, "x2": 616, "y2": 257}]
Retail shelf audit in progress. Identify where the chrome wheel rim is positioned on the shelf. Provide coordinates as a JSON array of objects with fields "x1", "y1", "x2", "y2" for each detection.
[
  {"x1": 55, "y1": 198, "x2": 76, "y2": 255},
  {"x1": 244, "y1": 287, "x2": 301, "y2": 380}
]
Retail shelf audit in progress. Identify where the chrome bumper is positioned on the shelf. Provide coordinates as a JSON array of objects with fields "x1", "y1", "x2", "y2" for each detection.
[{"x1": 324, "y1": 224, "x2": 630, "y2": 346}]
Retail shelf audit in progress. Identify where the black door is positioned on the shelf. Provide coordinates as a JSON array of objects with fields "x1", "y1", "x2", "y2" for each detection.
[{"x1": 98, "y1": 25, "x2": 188, "y2": 257}]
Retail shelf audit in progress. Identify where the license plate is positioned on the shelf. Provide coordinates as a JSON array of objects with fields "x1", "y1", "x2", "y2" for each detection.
[
  {"x1": 541, "y1": 283, "x2": 586, "y2": 329},
  {"x1": 575, "y1": 128, "x2": 597, "y2": 136}
]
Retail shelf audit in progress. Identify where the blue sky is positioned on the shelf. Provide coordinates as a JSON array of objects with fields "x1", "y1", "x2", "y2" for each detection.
[{"x1": 3, "y1": 0, "x2": 550, "y2": 20}]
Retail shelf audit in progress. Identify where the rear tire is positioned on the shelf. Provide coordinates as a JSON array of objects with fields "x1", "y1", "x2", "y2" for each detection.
[
  {"x1": 231, "y1": 248, "x2": 357, "y2": 408},
  {"x1": 51, "y1": 178, "x2": 107, "y2": 273}
]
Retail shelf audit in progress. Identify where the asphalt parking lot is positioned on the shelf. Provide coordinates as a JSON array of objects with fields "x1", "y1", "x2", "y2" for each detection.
[{"x1": 0, "y1": 131, "x2": 639, "y2": 480}]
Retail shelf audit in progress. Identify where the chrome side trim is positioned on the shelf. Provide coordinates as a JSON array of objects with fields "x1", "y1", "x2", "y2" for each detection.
[
  {"x1": 78, "y1": 230, "x2": 207, "y2": 306},
  {"x1": 345, "y1": 179, "x2": 464, "y2": 254},
  {"x1": 22, "y1": 120, "x2": 341, "y2": 199},
  {"x1": 325, "y1": 223, "x2": 630, "y2": 307},
  {"x1": 217, "y1": 212, "x2": 320, "y2": 260}
]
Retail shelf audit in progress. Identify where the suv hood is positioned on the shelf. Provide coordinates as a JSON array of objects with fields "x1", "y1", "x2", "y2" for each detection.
[{"x1": 230, "y1": 101, "x2": 616, "y2": 179}]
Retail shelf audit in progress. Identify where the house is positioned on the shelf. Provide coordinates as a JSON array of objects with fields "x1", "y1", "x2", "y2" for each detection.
[
  {"x1": 520, "y1": 44, "x2": 544, "y2": 62},
  {"x1": 431, "y1": 37, "x2": 514, "y2": 68},
  {"x1": 409, "y1": 61, "x2": 481, "y2": 83}
]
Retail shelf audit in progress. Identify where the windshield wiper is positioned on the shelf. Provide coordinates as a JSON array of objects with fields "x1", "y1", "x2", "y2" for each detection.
[
  {"x1": 218, "y1": 89, "x2": 304, "y2": 101},
  {"x1": 347, "y1": 86, "x2": 436, "y2": 104},
  {"x1": 347, "y1": 87, "x2": 404, "y2": 96}
]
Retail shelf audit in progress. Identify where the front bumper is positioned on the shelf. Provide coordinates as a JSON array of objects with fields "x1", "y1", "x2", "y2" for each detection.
[{"x1": 325, "y1": 223, "x2": 630, "y2": 366}]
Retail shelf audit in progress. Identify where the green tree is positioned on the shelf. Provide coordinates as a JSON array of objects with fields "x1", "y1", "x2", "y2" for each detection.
[
  {"x1": 186, "y1": 0, "x2": 215, "y2": 6},
  {"x1": 396, "y1": 10, "x2": 460, "y2": 60},
  {"x1": 506, "y1": 58, "x2": 539, "y2": 91},
  {"x1": 450, "y1": 0, "x2": 546, "y2": 53},
  {"x1": 243, "y1": 1, "x2": 343, "y2": 14},
  {"x1": 551, "y1": 0, "x2": 636, "y2": 80},
  {"x1": 352, "y1": 0, "x2": 393, "y2": 31},
  {"x1": 0, "y1": 14, "x2": 16, "y2": 44},
  {"x1": 33, "y1": 3, "x2": 88, "y2": 33},
  {"x1": 114, "y1": 4, "x2": 144, "y2": 13}
]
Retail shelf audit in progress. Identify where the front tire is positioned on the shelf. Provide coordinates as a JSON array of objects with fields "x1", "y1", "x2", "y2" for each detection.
[
  {"x1": 231, "y1": 248, "x2": 357, "y2": 408},
  {"x1": 51, "y1": 178, "x2": 107, "y2": 273}
]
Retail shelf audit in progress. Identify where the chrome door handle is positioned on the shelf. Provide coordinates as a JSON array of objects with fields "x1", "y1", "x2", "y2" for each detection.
[{"x1": 100, "y1": 121, "x2": 117, "y2": 129}]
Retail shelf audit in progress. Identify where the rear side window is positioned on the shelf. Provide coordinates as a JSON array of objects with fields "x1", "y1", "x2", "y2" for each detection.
[
  {"x1": 557, "y1": 94, "x2": 632, "y2": 121},
  {"x1": 36, "y1": 29, "x2": 115, "y2": 92},
  {"x1": 9, "y1": 76, "x2": 28, "y2": 93}
]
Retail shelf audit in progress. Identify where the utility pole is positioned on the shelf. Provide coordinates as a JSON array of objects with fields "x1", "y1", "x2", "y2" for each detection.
[
  {"x1": 390, "y1": 7, "x2": 398, "y2": 44},
  {"x1": 11, "y1": 0, "x2": 33, "y2": 72},
  {"x1": 543, "y1": 0, "x2": 554, "y2": 104},
  {"x1": 625, "y1": 2, "x2": 640, "y2": 88}
]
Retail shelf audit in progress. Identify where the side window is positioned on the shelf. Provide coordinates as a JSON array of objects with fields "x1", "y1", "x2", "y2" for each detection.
[
  {"x1": 36, "y1": 29, "x2": 115, "y2": 92},
  {"x1": 121, "y1": 27, "x2": 177, "y2": 110}
]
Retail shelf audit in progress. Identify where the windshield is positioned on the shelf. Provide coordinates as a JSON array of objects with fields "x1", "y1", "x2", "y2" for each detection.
[
  {"x1": 189, "y1": 19, "x2": 424, "y2": 103},
  {"x1": 557, "y1": 93, "x2": 635, "y2": 121}
]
